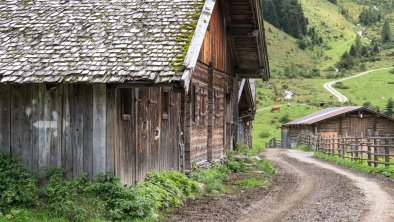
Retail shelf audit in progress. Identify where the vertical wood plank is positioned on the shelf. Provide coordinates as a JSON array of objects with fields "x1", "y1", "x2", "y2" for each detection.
[
  {"x1": 105, "y1": 86, "x2": 116, "y2": 175},
  {"x1": 10, "y1": 85, "x2": 23, "y2": 159},
  {"x1": 71, "y1": 85, "x2": 84, "y2": 177},
  {"x1": 83, "y1": 85, "x2": 93, "y2": 176},
  {"x1": 93, "y1": 84, "x2": 107, "y2": 176},
  {"x1": 0, "y1": 85, "x2": 10, "y2": 154},
  {"x1": 48, "y1": 86, "x2": 63, "y2": 168},
  {"x1": 62, "y1": 85, "x2": 73, "y2": 179},
  {"x1": 37, "y1": 85, "x2": 49, "y2": 171},
  {"x1": 30, "y1": 84, "x2": 41, "y2": 172}
]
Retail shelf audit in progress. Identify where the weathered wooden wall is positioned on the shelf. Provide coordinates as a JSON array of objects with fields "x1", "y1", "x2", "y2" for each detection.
[
  {"x1": 199, "y1": 0, "x2": 233, "y2": 74},
  {"x1": 317, "y1": 114, "x2": 394, "y2": 137},
  {"x1": 283, "y1": 111, "x2": 394, "y2": 148},
  {"x1": 0, "y1": 84, "x2": 181, "y2": 184}
]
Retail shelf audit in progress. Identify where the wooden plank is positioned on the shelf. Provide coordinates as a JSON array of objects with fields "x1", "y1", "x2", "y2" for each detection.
[
  {"x1": 93, "y1": 84, "x2": 107, "y2": 176},
  {"x1": 0, "y1": 85, "x2": 10, "y2": 154},
  {"x1": 105, "y1": 86, "x2": 116, "y2": 174},
  {"x1": 10, "y1": 85, "x2": 23, "y2": 159},
  {"x1": 83, "y1": 85, "x2": 93, "y2": 176},
  {"x1": 71, "y1": 85, "x2": 84, "y2": 177},
  {"x1": 36, "y1": 85, "x2": 49, "y2": 171},
  {"x1": 48, "y1": 86, "x2": 63, "y2": 168},
  {"x1": 19, "y1": 86, "x2": 32, "y2": 167},
  {"x1": 30, "y1": 84, "x2": 41, "y2": 172},
  {"x1": 62, "y1": 85, "x2": 73, "y2": 179}
]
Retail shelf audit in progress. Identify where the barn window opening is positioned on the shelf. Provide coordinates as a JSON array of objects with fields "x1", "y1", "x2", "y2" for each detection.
[
  {"x1": 121, "y1": 88, "x2": 132, "y2": 121},
  {"x1": 162, "y1": 89, "x2": 170, "y2": 120},
  {"x1": 200, "y1": 88, "x2": 206, "y2": 125},
  {"x1": 214, "y1": 91, "x2": 221, "y2": 124},
  {"x1": 191, "y1": 85, "x2": 196, "y2": 123}
]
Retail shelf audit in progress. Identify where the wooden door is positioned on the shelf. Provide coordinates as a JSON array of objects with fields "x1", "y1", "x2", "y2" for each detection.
[
  {"x1": 118, "y1": 88, "x2": 137, "y2": 185},
  {"x1": 349, "y1": 117, "x2": 367, "y2": 137}
]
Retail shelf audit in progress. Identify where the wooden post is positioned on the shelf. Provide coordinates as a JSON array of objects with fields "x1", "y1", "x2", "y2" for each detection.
[
  {"x1": 355, "y1": 138, "x2": 359, "y2": 161},
  {"x1": 367, "y1": 138, "x2": 371, "y2": 167},
  {"x1": 373, "y1": 138, "x2": 378, "y2": 168},
  {"x1": 385, "y1": 139, "x2": 390, "y2": 167}
]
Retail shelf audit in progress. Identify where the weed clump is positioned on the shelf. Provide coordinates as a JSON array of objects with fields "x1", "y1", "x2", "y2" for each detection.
[
  {"x1": 333, "y1": 81, "x2": 349, "y2": 89},
  {"x1": 191, "y1": 163, "x2": 230, "y2": 194},
  {"x1": 0, "y1": 153, "x2": 38, "y2": 213}
]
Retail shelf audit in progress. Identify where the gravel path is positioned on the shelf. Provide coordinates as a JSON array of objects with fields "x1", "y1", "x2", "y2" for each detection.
[
  {"x1": 168, "y1": 149, "x2": 394, "y2": 221},
  {"x1": 323, "y1": 67, "x2": 393, "y2": 103}
]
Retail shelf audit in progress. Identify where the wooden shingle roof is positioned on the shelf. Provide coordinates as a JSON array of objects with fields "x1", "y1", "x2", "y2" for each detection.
[{"x1": 0, "y1": 0, "x2": 204, "y2": 84}]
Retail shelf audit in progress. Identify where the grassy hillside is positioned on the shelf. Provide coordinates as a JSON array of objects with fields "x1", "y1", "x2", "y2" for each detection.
[
  {"x1": 300, "y1": 0, "x2": 360, "y2": 69},
  {"x1": 264, "y1": 22, "x2": 316, "y2": 74},
  {"x1": 252, "y1": 0, "x2": 394, "y2": 149},
  {"x1": 335, "y1": 68, "x2": 394, "y2": 108}
]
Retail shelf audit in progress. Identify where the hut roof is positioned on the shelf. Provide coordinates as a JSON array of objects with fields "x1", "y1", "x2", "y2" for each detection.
[
  {"x1": 0, "y1": 0, "x2": 270, "y2": 87},
  {"x1": 0, "y1": 0, "x2": 205, "y2": 84},
  {"x1": 284, "y1": 106, "x2": 394, "y2": 126}
]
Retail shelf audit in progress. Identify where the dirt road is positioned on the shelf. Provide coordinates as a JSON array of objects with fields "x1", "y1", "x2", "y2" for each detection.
[
  {"x1": 168, "y1": 149, "x2": 394, "y2": 222},
  {"x1": 323, "y1": 67, "x2": 393, "y2": 103}
]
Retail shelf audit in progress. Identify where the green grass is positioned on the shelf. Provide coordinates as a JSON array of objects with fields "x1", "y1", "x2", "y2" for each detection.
[
  {"x1": 264, "y1": 0, "x2": 393, "y2": 78},
  {"x1": 236, "y1": 178, "x2": 265, "y2": 188},
  {"x1": 315, "y1": 152, "x2": 394, "y2": 178},
  {"x1": 295, "y1": 144, "x2": 315, "y2": 152},
  {"x1": 335, "y1": 69, "x2": 394, "y2": 108}
]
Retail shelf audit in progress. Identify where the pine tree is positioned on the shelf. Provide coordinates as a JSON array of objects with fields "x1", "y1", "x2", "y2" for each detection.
[
  {"x1": 382, "y1": 20, "x2": 392, "y2": 43},
  {"x1": 386, "y1": 98, "x2": 394, "y2": 117},
  {"x1": 355, "y1": 35, "x2": 362, "y2": 56},
  {"x1": 349, "y1": 45, "x2": 357, "y2": 57}
]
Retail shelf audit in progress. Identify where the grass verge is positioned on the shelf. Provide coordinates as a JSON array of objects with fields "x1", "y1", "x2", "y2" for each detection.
[
  {"x1": 0, "y1": 151, "x2": 276, "y2": 221},
  {"x1": 314, "y1": 152, "x2": 394, "y2": 179}
]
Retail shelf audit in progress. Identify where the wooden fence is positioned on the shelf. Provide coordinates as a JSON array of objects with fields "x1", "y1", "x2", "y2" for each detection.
[
  {"x1": 297, "y1": 133, "x2": 394, "y2": 167},
  {"x1": 266, "y1": 138, "x2": 282, "y2": 148}
]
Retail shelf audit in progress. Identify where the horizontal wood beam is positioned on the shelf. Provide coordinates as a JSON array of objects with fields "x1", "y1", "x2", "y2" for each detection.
[
  {"x1": 235, "y1": 68, "x2": 264, "y2": 74},
  {"x1": 229, "y1": 28, "x2": 259, "y2": 37},
  {"x1": 238, "y1": 74, "x2": 263, "y2": 78}
]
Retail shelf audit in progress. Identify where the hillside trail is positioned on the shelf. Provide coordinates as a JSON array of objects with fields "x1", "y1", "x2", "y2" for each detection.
[
  {"x1": 238, "y1": 149, "x2": 394, "y2": 222},
  {"x1": 323, "y1": 67, "x2": 393, "y2": 103}
]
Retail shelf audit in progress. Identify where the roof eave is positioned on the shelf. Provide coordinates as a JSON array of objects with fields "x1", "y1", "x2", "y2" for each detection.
[{"x1": 181, "y1": 0, "x2": 216, "y2": 93}]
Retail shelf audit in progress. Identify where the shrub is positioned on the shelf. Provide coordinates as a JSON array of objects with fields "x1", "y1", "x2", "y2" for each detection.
[
  {"x1": 88, "y1": 174, "x2": 152, "y2": 220},
  {"x1": 333, "y1": 81, "x2": 349, "y2": 89},
  {"x1": 141, "y1": 171, "x2": 199, "y2": 209},
  {"x1": 0, "y1": 153, "x2": 38, "y2": 213},
  {"x1": 256, "y1": 159, "x2": 277, "y2": 176},
  {"x1": 234, "y1": 142, "x2": 249, "y2": 154},
  {"x1": 258, "y1": 130, "x2": 271, "y2": 139},
  {"x1": 42, "y1": 170, "x2": 104, "y2": 222},
  {"x1": 279, "y1": 114, "x2": 291, "y2": 124},
  {"x1": 225, "y1": 157, "x2": 249, "y2": 173},
  {"x1": 191, "y1": 163, "x2": 229, "y2": 194}
]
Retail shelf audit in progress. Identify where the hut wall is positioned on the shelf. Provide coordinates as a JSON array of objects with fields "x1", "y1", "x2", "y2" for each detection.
[
  {"x1": 0, "y1": 84, "x2": 181, "y2": 184},
  {"x1": 287, "y1": 125, "x2": 314, "y2": 148},
  {"x1": 185, "y1": 62, "x2": 234, "y2": 165},
  {"x1": 375, "y1": 118, "x2": 394, "y2": 136}
]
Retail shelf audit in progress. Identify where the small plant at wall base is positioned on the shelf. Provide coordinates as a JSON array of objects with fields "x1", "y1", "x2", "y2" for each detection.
[{"x1": 0, "y1": 152, "x2": 38, "y2": 213}]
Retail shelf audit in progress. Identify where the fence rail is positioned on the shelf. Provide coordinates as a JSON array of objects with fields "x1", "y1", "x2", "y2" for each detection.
[
  {"x1": 266, "y1": 138, "x2": 282, "y2": 148},
  {"x1": 297, "y1": 133, "x2": 394, "y2": 167}
]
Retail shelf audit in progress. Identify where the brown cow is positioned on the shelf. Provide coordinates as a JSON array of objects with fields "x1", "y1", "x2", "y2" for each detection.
[
  {"x1": 271, "y1": 106, "x2": 281, "y2": 112},
  {"x1": 274, "y1": 98, "x2": 282, "y2": 103}
]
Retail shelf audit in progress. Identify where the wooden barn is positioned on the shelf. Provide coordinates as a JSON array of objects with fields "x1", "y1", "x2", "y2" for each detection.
[
  {"x1": 0, "y1": 0, "x2": 269, "y2": 184},
  {"x1": 281, "y1": 106, "x2": 394, "y2": 148}
]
